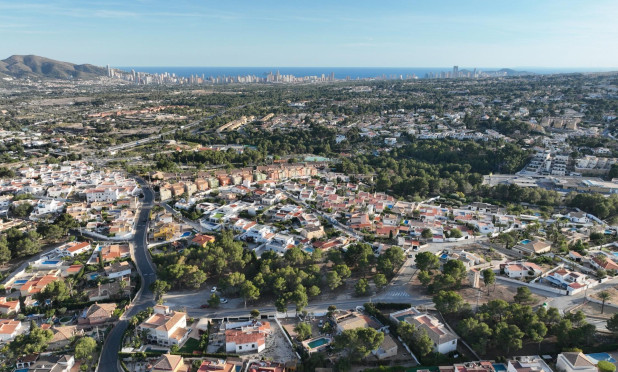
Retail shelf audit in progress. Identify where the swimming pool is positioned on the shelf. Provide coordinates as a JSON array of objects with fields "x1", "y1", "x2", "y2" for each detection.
[
  {"x1": 307, "y1": 337, "x2": 330, "y2": 349},
  {"x1": 41, "y1": 260, "x2": 60, "y2": 265},
  {"x1": 15, "y1": 368, "x2": 29, "y2": 372},
  {"x1": 304, "y1": 247, "x2": 315, "y2": 253},
  {"x1": 492, "y1": 364, "x2": 507, "y2": 372},
  {"x1": 520, "y1": 239, "x2": 532, "y2": 244},
  {"x1": 180, "y1": 231, "x2": 191, "y2": 238},
  {"x1": 14, "y1": 279, "x2": 28, "y2": 285},
  {"x1": 586, "y1": 353, "x2": 616, "y2": 363}
]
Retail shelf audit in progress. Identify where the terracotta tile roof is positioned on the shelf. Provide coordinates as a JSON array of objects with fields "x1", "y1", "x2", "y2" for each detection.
[
  {"x1": 67, "y1": 241, "x2": 90, "y2": 253},
  {"x1": 152, "y1": 354, "x2": 184, "y2": 371},
  {"x1": 225, "y1": 329, "x2": 266, "y2": 346},
  {"x1": 0, "y1": 319, "x2": 20, "y2": 335}
]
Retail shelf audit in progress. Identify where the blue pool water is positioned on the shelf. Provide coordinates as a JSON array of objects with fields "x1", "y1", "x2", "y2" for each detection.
[
  {"x1": 520, "y1": 239, "x2": 532, "y2": 244},
  {"x1": 42, "y1": 260, "x2": 60, "y2": 265},
  {"x1": 15, "y1": 368, "x2": 29, "y2": 372},
  {"x1": 14, "y1": 279, "x2": 28, "y2": 285},
  {"x1": 180, "y1": 231, "x2": 191, "y2": 238},
  {"x1": 304, "y1": 247, "x2": 315, "y2": 253},
  {"x1": 586, "y1": 353, "x2": 616, "y2": 363},
  {"x1": 307, "y1": 337, "x2": 330, "y2": 348},
  {"x1": 492, "y1": 364, "x2": 507, "y2": 372},
  {"x1": 613, "y1": 252, "x2": 618, "y2": 257},
  {"x1": 440, "y1": 254, "x2": 449, "y2": 259},
  {"x1": 88, "y1": 273, "x2": 99, "y2": 280}
]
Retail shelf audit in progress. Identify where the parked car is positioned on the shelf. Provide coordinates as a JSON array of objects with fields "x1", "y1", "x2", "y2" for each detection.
[
  {"x1": 220, "y1": 298, "x2": 228, "y2": 304},
  {"x1": 200, "y1": 304, "x2": 209, "y2": 309},
  {"x1": 211, "y1": 286, "x2": 217, "y2": 293}
]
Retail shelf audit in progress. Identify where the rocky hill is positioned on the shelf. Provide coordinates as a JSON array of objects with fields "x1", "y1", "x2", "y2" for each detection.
[{"x1": 0, "y1": 55, "x2": 107, "y2": 80}]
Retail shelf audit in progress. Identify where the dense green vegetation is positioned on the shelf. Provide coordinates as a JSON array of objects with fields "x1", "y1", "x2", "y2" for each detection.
[
  {"x1": 152, "y1": 232, "x2": 404, "y2": 309},
  {"x1": 434, "y1": 290, "x2": 599, "y2": 356},
  {"x1": 337, "y1": 139, "x2": 531, "y2": 200}
]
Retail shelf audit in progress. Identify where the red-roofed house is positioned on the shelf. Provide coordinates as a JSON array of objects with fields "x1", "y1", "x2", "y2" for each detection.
[
  {"x1": 0, "y1": 319, "x2": 22, "y2": 341},
  {"x1": 0, "y1": 297, "x2": 20, "y2": 315},
  {"x1": 64, "y1": 241, "x2": 92, "y2": 257},
  {"x1": 20, "y1": 274, "x2": 59, "y2": 296},
  {"x1": 191, "y1": 234, "x2": 216, "y2": 248},
  {"x1": 591, "y1": 255, "x2": 618, "y2": 271},
  {"x1": 197, "y1": 360, "x2": 234, "y2": 372},
  {"x1": 225, "y1": 329, "x2": 266, "y2": 353}
]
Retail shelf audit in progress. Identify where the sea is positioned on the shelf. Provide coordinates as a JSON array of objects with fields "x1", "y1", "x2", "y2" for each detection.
[{"x1": 115, "y1": 66, "x2": 617, "y2": 80}]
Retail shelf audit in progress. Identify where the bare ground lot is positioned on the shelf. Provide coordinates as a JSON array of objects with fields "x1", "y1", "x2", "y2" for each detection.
[
  {"x1": 590, "y1": 285, "x2": 618, "y2": 303},
  {"x1": 409, "y1": 275, "x2": 548, "y2": 307},
  {"x1": 578, "y1": 300, "x2": 618, "y2": 319}
]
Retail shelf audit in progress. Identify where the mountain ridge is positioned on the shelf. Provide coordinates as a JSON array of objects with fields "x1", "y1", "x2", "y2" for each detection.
[{"x1": 0, "y1": 55, "x2": 107, "y2": 80}]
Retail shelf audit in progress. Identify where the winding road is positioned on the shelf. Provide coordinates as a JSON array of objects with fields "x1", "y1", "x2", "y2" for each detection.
[{"x1": 97, "y1": 178, "x2": 156, "y2": 372}]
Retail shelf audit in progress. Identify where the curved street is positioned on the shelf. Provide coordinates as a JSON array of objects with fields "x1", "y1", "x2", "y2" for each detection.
[{"x1": 98, "y1": 178, "x2": 156, "y2": 372}]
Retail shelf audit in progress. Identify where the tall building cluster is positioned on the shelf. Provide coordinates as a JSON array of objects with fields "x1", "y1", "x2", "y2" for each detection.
[
  {"x1": 105, "y1": 67, "x2": 340, "y2": 85},
  {"x1": 425, "y1": 65, "x2": 482, "y2": 79}
]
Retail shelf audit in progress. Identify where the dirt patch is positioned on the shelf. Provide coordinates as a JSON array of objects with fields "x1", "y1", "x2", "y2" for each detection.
[
  {"x1": 590, "y1": 285, "x2": 618, "y2": 303},
  {"x1": 459, "y1": 244, "x2": 504, "y2": 262},
  {"x1": 579, "y1": 301, "x2": 618, "y2": 319},
  {"x1": 459, "y1": 284, "x2": 548, "y2": 307}
]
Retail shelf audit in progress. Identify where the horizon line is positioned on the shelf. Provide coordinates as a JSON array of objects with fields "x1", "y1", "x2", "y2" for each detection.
[{"x1": 112, "y1": 65, "x2": 618, "y2": 69}]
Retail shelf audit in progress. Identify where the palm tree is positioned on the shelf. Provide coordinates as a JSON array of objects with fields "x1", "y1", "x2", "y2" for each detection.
[
  {"x1": 66, "y1": 277, "x2": 75, "y2": 296},
  {"x1": 119, "y1": 279, "x2": 128, "y2": 297},
  {"x1": 599, "y1": 291, "x2": 611, "y2": 314}
]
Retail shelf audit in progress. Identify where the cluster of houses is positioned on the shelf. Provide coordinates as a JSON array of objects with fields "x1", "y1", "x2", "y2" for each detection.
[
  {"x1": 148, "y1": 354, "x2": 291, "y2": 372},
  {"x1": 0, "y1": 239, "x2": 134, "y2": 341},
  {"x1": 152, "y1": 163, "x2": 320, "y2": 202},
  {"x1": 0, "y1": 161, "x2": 142, "y2": 238}
]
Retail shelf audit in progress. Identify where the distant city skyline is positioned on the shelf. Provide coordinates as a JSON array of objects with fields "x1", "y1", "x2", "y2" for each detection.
[{"x1": 1, "y1": 0, "x2": 617, "y2": 68}]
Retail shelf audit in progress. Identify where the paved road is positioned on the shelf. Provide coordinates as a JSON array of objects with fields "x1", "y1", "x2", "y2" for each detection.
[{"x1": 98, "y1": 178, "x2": 156, "y2": 372}]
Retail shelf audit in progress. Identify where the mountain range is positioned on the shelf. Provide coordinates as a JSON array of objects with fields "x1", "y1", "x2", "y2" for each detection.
[{"x1": 0, "y1": 55, "x2": 107, "y2": 80}]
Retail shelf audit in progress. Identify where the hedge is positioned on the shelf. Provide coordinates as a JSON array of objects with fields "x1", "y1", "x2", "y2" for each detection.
[{"x1": 372, "y1": 302, "x2": 412, "y2": 311}]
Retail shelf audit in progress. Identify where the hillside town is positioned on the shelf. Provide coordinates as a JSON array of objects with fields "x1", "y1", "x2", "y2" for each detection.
[{"x1": 1, "y1": 71, "x2": 618, "y2": 372}]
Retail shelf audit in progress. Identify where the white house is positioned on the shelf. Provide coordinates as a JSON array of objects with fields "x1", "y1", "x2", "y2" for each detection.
[
  {"x1": 224, "y1": 321, "x2": 270, "y2": 354},
  {"x1": 567, "y1": 211, "x2": 589, "y2": 224},
  {"x1": 407, "y1": 313, "x2": 457, "y2": 354},
  {"x1": 0, "y1": 297, "x2": 20, "y2": 315},
  {"x1": 556, "y1": 352, "x2": 598, "y2": 372},
  {"x1": 85, "y1": 188, "x2": 119, "y2": 203},
  {"x1": 263, "y1": 234, "x2": 295, "y2": 254},
  {"x1": 104, "y1": 261, "x2": 132, "y2": 279},
  {"x1": 244, "y1": 225, "x2": 275, "y2": 243},
  {"x1": 137, "y1": 305, "x2": 188, "y2": 346},
  {"x1": 0, "y1": 319, "x2": 21, "y2": 342},
  {"x1": 31, "y1": 199, "x2": 65, "y2": 218},
  {"x1": 372, "y1": 334, "x2": 398, "y2": 360},
  {"x1": 507, "y1": 356, "x2": 553, "y2": 372},
  {"x1": 503, "y1": 262, "x2": 544, "y2": 278},
  {"x1": 59, "y1": 241, "x2": 92, "y2": 257},
  {"x1": 390, "y1": 307, "x2": 457, "y2": 354}
]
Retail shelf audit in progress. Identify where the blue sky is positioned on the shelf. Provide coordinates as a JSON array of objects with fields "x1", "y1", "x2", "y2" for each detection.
[{"x1": 0, "y1": 0, "x2": 617, "y2": 68}]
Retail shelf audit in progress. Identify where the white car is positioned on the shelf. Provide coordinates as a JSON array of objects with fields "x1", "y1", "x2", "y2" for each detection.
[
  {"x1": 220, "y1": 298, "x2": 228, "y2": 304},
  {"x1": 211, "y1": 286, "x2": 217, "y2": 293}
]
